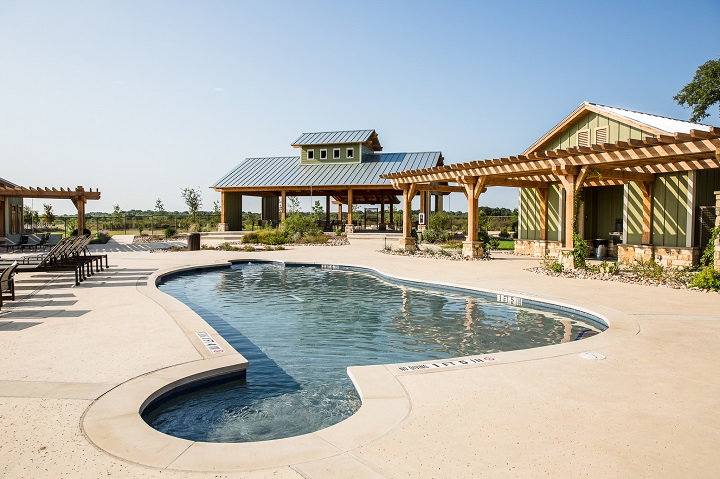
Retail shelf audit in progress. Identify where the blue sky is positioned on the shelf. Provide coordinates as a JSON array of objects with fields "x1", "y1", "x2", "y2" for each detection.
[{"x1": 1, "y1": 0, "x2": 719, "y2": 215}]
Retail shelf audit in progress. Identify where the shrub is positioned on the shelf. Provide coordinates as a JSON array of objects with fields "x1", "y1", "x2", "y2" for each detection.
[
  {"x1": 428, "y1": 211, "x2": 452, "y2": 232},
  {"x1": 138, "y1": 224, "x2": 144, "y2": 236},
  {"x1": 442, "y1": 240, "x2": 463, "y2": 250},
  {"x1": 242, "y1": 244, "x2": 256, "y2": 252},
  {"x1": 542, "y1": 255, "x2": 564, "y2": 273},
  {"x1": 164, "y1": 227, "x2": 177, "y2": 238},
  {"x1": 90, "y1": 232, "x2": 111, "y2": 244},
  {"x1": 282, "y1": 214, "x2": 321, "y2": 237},
  {"x1": 295, "y1": 234, "x2": 329, "y2": 244},
  {"x1": 487, "y1": 238, "x2": 500, "y2": 250},
  {"x1": 700, "y1": 225, "x2": 719, "y2": 266},
  {"x1": 498, "y1": 228, "x2": 510, "y2": 238},
  {"x1": 629, "y1": 258, "x2": 665, "y2": 281},
  {"x1": 242, "y1": 229, "x2": 289, "y2": 245},
  {"x1": 421, "y1": 229, "x2": 438, "y2": 243},
  {"x1": 335, "y1": 228, "x2": 343, "y2": 236},
  {"x1": 690, "y1": 266, "x2": 720, "y2": 290}
]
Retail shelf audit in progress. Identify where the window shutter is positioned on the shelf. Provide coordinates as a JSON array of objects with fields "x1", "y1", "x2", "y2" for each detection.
[
  {"x1": 594, "y1": 127, "x2": 608, "y2": 145},
  {"x1": 577, "y1": 129, "x2": 590, "y2": 147}
]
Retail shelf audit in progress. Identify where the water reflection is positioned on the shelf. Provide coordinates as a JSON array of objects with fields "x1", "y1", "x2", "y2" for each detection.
[{"x1": 148, "y1": 263, "x2": 605, "y2": 443}]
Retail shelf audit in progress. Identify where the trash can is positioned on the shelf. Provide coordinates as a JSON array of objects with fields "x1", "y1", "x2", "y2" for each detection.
[
  {"x1": 592, "y1": 239, "x2": 609, "y2": 259},
  {"x1": 187, "y1": 232, "x2": 201, "y2": 251}
]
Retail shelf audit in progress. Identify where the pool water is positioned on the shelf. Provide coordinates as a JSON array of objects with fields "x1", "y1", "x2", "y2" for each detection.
[{"x1": 144, "y1": 262, "x2": 605, "y2": 442}]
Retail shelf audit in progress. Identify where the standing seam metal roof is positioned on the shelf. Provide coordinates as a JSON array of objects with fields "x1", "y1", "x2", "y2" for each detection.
[
  {"x1": 212, "y1": 152, "x2": 442, "y2": 188},
  {"x1": 291, "y1": 130, "x2": 375, "y2": 146}
]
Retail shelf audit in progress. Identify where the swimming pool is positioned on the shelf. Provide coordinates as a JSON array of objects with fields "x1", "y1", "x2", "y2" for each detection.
[{"x1": 144, "y1": 262, "x2": 605, "y2": 442}]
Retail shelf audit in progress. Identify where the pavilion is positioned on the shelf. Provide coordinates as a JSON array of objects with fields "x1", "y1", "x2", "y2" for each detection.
[
  {"x1": 212, "y1": 130, "x2": 450, "y2": 232},
  {"x1": 0, "y1": 181, "x2": 101, "y2": 236}
]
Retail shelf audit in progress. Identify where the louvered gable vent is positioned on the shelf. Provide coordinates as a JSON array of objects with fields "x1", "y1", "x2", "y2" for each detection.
[
  {"x1": 577, "y1": 129, "x2": 590, "y2": 147},
  {"x1": 594, "y1": 126, "x2": 608, "y2": 145}
]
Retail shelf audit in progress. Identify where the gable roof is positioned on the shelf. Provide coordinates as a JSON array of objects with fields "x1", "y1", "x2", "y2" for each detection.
[
  {"x1": 291, "y1": 130, "x2": 382, "y2": 151},
  {"x1": 523, "y1": 102, "x2": 714, "y2": 155},
  {"x1": 0, "y1": 177, "x2": 18, "y2": 188},
  {"x1": 212, "y1": 152, "x2": 443, "y2": 189}
]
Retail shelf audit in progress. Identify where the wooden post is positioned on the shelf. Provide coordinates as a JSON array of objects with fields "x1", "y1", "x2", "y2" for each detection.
[
  {"x1": 639, "y1": 181, "x2": 654, "y2": 245},
  {"x1": 281, "y1": 191, "x2": 287, "y2": 221},
  {"x1": 325, "y1": 195, "x2": 331, "y2": 226},
  {"x1": 458, "y1": 176, "x2": 486, "y2": 258},
  {"x1": 556, "y1": 165, "x2": 589, "y2": 269},
  {"x1": 419, "y1": 191, "x2": 427, "y2": 230},
  {"x1": 75, "y1": 186, "x2": 86, "y2": 234},
  {"x1": 399, "y1": 184, "x2": 417, "y2": 249},
  {"x1": 338, "y1": 203, "x2": 343, "y2": 221},
  {"x1": 389, "y1": 203, "x2": 394, "y2": 226},
  {"x1": 346, "y1": 189, "x2": 354, "y2": 233},
  {"x1": 220, "y1": 191, "x2": 227, "y2": 224}
]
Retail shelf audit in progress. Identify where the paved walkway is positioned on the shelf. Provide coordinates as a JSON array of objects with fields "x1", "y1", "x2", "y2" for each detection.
[{"x1": 0, "y1": 239, "x2": 718, "y2": 478}]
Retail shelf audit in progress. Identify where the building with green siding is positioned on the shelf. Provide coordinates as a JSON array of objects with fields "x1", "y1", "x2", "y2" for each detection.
[
  {"x1": 0, "y1": 177, "x2": 23, "y2": 237},
  {"x1": 516, "y1": 102, "x2": 719, "y2": 267}
]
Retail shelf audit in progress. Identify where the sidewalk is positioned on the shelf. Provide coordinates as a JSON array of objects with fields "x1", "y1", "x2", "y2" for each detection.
[{"x1": 0, "y1": 239, "x2": 718, "y2": 478}]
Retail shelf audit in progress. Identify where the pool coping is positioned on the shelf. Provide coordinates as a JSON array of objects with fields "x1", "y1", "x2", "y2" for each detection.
[{"x1": 81, "y1": 259, "x2": 640, "y2": 472}]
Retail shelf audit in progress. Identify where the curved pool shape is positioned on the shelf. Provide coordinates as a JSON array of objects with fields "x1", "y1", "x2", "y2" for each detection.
[{"x1": 145, "y1": 262, "x2": 606, "y2": 443}]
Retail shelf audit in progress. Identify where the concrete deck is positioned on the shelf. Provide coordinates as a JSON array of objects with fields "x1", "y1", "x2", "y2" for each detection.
[{"x1": 0, "y1": 237, "x2": 718, "y2": 478}]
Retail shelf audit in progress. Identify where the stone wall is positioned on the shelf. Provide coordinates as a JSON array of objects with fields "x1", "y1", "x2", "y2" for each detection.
[
  {"x1": 617, "y1": 244, "x2": 700, "y2": 268},
  {"x1": 514, "y1": 240, "x2": 563, "y2": 257}
]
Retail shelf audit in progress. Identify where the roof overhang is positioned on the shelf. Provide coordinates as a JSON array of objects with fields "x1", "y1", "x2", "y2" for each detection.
[{"x1": 382, "y1": 128, "x2": 720, "y2": 190}]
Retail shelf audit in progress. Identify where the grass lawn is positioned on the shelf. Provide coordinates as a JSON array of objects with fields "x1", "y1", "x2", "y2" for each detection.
[{"x1": 496, "y1": 239, "x2": 515, "y2": 250}]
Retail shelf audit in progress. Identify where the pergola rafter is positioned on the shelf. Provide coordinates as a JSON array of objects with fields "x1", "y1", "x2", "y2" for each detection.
[
  {"x1": 0, "y1": 186, "x2": 101, "y2": 234},
  {"x1": 380, "y1": 127, "x2": 720, "y2": 257}
]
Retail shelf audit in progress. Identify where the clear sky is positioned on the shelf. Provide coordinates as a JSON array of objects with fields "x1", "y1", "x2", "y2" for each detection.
[{"x1": 1, "y1": 0, "x2": 719, "y2": 215}]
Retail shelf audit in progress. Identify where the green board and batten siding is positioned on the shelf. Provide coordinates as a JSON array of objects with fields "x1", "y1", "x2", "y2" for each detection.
[
  {"x1": 519, "y1": 185, "x2": 561, "y2": 241},
  {"x1": 535, "y1": 112, "x2": 656, "y2": 152}
]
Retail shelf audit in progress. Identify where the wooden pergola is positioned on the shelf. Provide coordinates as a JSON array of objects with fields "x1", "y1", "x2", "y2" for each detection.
[
  {"x1": 0, "y1": 186, "x2": 101, "y2": 234},
  {"x1": 381, "y1": 127, "x2": 720, "y2": 262}
]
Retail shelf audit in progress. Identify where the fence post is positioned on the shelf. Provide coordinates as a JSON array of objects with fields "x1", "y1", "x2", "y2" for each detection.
[
  {"x1": 151, "y1": 215, "x2": 154, "y2": 236},
  {"x1": 124, "y1": 216, "x2": 127, "y2": 235}
]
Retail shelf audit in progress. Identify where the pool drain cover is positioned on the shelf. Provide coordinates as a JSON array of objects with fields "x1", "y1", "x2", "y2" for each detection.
[{"x1": 580, "y1": 352, "x2": 606, "y2": 360}]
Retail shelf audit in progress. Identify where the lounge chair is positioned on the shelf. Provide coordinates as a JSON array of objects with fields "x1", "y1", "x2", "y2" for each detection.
[
  {"x1": 0, "y1": 234, "x2": 22, "y2": 252},
  {"x1": 0, "y1": 261, "x2": 18, "y2": 308},
  {"x1": 42, "y1": 234, "x2": 62, "y2": 250},
  {"x1": 21, "y1": 234, "x2": 45, "y2": 252}
]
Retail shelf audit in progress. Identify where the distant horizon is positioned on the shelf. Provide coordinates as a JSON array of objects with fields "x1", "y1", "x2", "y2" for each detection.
[{"x1": 2, "y1": 1, "x2": 718, "y2": 215}]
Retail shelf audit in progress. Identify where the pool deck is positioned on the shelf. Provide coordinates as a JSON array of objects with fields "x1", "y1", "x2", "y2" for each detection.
[{"x1": 1, "y1": 236, "x2": 718, "y2": 478}]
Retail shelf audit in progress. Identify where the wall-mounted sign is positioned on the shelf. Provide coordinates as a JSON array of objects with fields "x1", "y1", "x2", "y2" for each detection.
[
  {"x1": 396, "y1": 355, "x2": 497, "y2": 372},
  {"x1": 195, "y1": 331, "x2": 225, "y2": 354},
  {"x1": 418, "y1": 213, "x2": 426, "y2": 225}
]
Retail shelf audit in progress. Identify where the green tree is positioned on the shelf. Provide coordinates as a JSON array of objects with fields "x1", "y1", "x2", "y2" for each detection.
[
  {"x1": 111, "y1": 204, "x2": 123, "y2": 230},
  {"x1": 674, "y1": 57, "x2": 720, "y2": 122},
  {"x1": 155, "y1": 198, "x2": 165, "y2": 213},
  {"x1": 287, "y1": 196, "x2": 301, "y2": 215},
  {"x1": 311, "y1": 200, "x2": 324, "y2": 222},
  {"x1": 42, "y1": 203, "x2": 56, "y2": 228},
  {"x1": 181, "y1": 187, "x2": 203, "y2": 224}
]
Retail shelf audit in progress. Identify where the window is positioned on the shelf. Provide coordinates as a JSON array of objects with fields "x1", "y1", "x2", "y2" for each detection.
[
  {"x1": 346, "y1": 148, "x2": 354, "y2": 159},
  {"x1": 307, "y1": 149, "x2": 315, "y2": 160},
  {"x1": 594, "y1": 126, "x2": 608, "y2": 145},
  {"x1": 333, "y1": 148, "x2": 340, "y2": 159},
  {"x1": 577, "y1": 129, "x2": 590, "y2": 148},
  {"x1": 320, "y1": 149, "x2": 327, "y2": 160}
]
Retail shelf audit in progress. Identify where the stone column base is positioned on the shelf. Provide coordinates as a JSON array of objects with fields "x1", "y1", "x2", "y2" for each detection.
[
  {"x1": 559, "y1": 248, "x2": 576, "y2": 269},
  {"x1": 399, "y1": 237, "x2": 416, "y2": 250},
  {"x1": 217, "y1": 223, "x2": 229, "y2": 232},
  {"x1": 345, "y1": 224, "x2": 355, "y2": 234},
  {"x1": 462, "y1": 241, "x2": 484, "y2": 258}
]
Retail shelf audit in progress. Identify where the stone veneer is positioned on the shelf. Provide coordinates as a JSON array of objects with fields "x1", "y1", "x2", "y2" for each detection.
[
  {"x1": 514, "y1": 240, "x2": 563, "y2": 257},
  {"x1": 617, "y1": 244, "x2": 700, "y2": 268}
]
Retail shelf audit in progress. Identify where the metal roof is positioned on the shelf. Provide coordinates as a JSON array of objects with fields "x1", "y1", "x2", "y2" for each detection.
[
  {"x1": 291, "y1": 130, "x2": 375, "y2": 146},
  {"x1": 589, "y1": 103, "x2": 713, "y2": 134},
  {"x1": 0, "y1": 177, "x2": 18, "y2": 187},
  {"x1": 212, "y1": 152, "x2": 442, "y2": 189}
]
